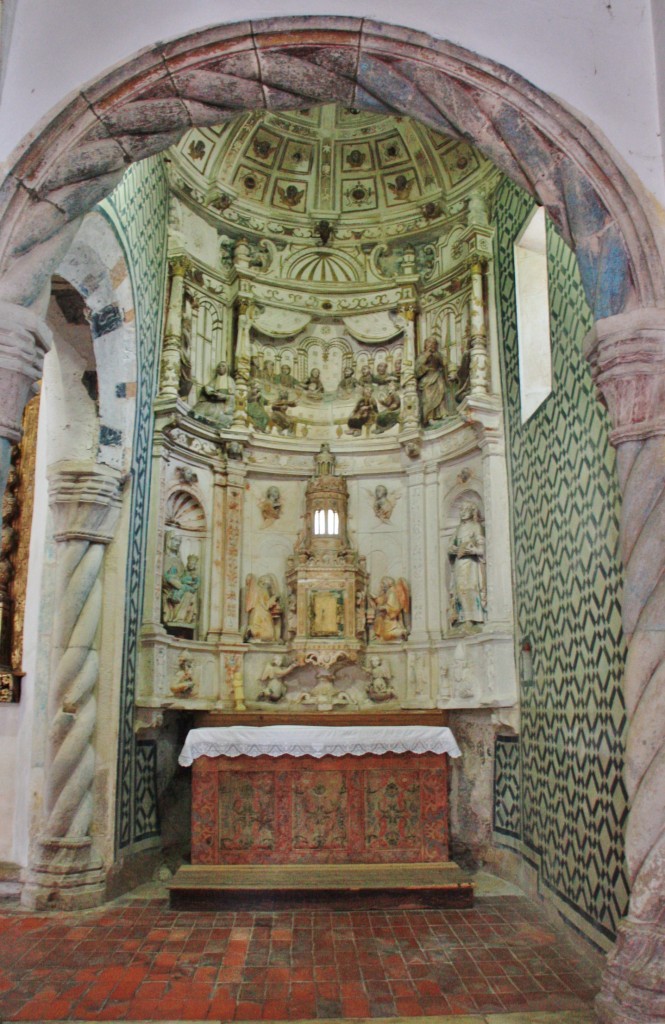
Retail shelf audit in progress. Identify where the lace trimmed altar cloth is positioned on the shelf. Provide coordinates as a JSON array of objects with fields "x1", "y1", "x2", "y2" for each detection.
[{"x1": 179, "y1": 724, "x2": 461, "y2": 766}]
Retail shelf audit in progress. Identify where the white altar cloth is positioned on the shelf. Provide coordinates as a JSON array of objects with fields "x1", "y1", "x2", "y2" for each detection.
[{"x1": 179, "y1": 724, "x2": 461, "y2": 766}]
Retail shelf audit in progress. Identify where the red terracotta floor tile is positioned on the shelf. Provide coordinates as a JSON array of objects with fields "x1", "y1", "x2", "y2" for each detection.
[{"x1": 0, "y1": 892, "x2": 601, "y2": 1021}]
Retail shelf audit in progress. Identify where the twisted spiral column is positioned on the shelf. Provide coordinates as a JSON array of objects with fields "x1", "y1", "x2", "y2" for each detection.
[
  {"x1": 585, "y1": 309, "x2": 665, "y2": 1024},
  {"x1": 22, "y1": 461, "x2": 123, "y2": 910}
]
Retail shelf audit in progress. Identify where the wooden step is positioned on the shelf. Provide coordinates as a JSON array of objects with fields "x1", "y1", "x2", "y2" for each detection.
[{"x1": 168, "y1": 862, "x2": 474, "y2": 911}]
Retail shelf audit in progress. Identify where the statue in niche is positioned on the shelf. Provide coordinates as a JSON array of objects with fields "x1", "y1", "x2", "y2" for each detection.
[
  {"x1": 337, "y1": 366, "x2": 357, "y2": 393},
  {"x1": 258, "y1": 654, "x2": 296, "y2": 703},
  {"x1": 371, "y1": 484, "x2": 399, "y2": 523},
  {"x1": 192, "y1": 360, "x2": 236, "y2": 427},
  {"x1": 270, "y1": 389, "x2": 297, "y2": 434},
  {"x1": 365, "y1": 655, "x2": 398, "y2": 703},
  {"x1": 162, "y1": 535, "x2": 201, "y2": 628},
  {"x1": 245, "y1": 573, "x2": 283, "y2": 642},
  {"x1": 358, "y1": 365, "x2": 374, "y2": 389},
  {"x1": 390, "y1": 353, "x2": 403, "y2": 382},
  {"x1": 448, "y1": 503, "x2": 487, "y2": 630},
  {"x1": 162, "y1": 531, "x2": 184, "y2": 623},
  {"x1": 171, "y1": 652, "x2": 196, "y2": 697},
  {"x1": 369, "y1": 576, "x2": 410, "y2": 641},
  {"x1": 374, "y1": 382, "x2": 401, "y2": 434},
  {"x1": 259, "y1": 485, "x2": 282, "y2": 524},
  {"x1": 415, "y1": 337, "x2": 456, "y2": 427},
  {"x1": 347, "y1": 386, "x2": 378, "y2": 435},
  {"x1": 247, "y1": 381, "x2": 269, "y2": 431}
]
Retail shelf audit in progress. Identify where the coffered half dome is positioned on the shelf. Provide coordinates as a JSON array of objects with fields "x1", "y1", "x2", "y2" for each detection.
[{"x1": 168, "y1": 104, "x2": 496, "y2": 243}]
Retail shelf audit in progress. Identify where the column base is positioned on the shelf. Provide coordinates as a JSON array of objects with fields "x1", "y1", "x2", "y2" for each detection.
[
  {"x1": 596, "y1": 919, "x2": 665, "y2": 1024},
  {"x1": 21, "y1": 836, "x2": 106, "y2": 911}
]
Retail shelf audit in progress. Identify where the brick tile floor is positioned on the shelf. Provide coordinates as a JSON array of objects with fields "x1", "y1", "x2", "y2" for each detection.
[{"x1": 0, "y1": 895, "x2": 601, "y2": 1021}]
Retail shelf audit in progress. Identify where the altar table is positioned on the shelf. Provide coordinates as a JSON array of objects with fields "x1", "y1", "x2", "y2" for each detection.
[{"x1": 180, "y1": 725, "x2": 461, "y2": 867}]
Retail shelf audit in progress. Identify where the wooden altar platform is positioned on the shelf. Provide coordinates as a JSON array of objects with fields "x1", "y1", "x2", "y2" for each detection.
[{"x1": 168, "y1": 862, "x2": 474, "y2": 910}]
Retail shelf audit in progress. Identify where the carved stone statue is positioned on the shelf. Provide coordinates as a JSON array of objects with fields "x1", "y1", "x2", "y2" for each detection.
[
  {"x1": 365, "y1": 655, "x2": 397, "y2": 703},
  {"x1": 192, "y1": 360, "x2": 236, "y2": 427},
  {"x1": 347, "y1": 386, "x2": 378, "y2": 435},
  {"x1": 247, "y1": 381, "x2": 269, "y2": 431},
  {"x1": 258, "y1": 654, "x2": 295, "y2": 703},
  {"x1": 370, "y1": 576, "x2": 410, "y2": 641},
  {"x1": 448, "y1": 503, "x2": 486, "y2": 629},
  {"x1": 373, "y1": 382, "x2": 401, "y2": 433},
  {"x1": 259, "y1": 485, "x2": 282, "y2": 524},
  {"x1": 415, "y1": 336, "x2": 456, "y2": 426},
  {"x1": 270, "y1": 389, "x2": 296, "y2": 434},
  {"x1": 302, "y1": 367, "x2": 324, "y2": 394},
  {"x1": 171, "y1": 652, "x2": 196, "y2": 697},
  {"x1": 245, "y1": 573, "x2": 283, "y2": 642},
  {"x1": 162, "y1": 531, "x2": 184, "y2": 624}
]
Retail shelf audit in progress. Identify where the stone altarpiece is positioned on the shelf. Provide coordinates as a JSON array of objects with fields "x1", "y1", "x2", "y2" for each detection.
[{"x1": 137, "y1": 106, "x2": 519, "y2": 723}]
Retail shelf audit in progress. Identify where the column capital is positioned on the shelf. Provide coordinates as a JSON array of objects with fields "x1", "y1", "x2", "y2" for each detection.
[
  {"x1": 584, "y1": 306, "x2": 665, "y2": 445},
  {"x1": 47, "y1": 461, "x2": 124, "y2": 544},
  {"x1": 0, "y1": 300, "x2": 52, "y2": 445}
]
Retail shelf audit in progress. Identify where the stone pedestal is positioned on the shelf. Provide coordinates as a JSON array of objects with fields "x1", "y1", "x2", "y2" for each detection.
[{"x1": 585, "y1": 307, "x2": 665, "y2": 1024}]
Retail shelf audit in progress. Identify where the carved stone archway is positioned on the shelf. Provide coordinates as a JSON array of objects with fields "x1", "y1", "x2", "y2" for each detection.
[{"x1": 0, "y1": 18, "x2": 663, "y2": 1023}]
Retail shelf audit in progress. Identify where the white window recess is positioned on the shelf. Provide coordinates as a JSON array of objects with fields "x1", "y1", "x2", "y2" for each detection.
[{"x1": 514, "y1": 206, "x2": 552, "y2": 423}]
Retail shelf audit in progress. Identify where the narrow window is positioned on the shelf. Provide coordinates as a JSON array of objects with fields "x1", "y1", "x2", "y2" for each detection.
[{"x1": 514, "y1": 206, "x2": 552, "y2": 422}]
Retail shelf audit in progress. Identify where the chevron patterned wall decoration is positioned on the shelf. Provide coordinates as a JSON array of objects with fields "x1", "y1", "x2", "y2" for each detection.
[
  {"x1": 494, "y1": 179, "x2": 630, "y2": 948},
  {"x1": 100, "y1": 157, "x2": 169, "y2": 851}
]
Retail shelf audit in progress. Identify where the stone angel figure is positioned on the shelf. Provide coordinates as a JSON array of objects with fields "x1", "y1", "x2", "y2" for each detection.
[
  {"x1": 368, "y1": 483, "x2": 400, "y2": 523},
  {"x1": 258, "y1": 654, "x2": 296, "y2": 703},
  {"x1": 244, "y1": 573, "x2": 283, "y2": 643},
  {"x1": 365, "y1": 655, "x2": 398, "y2": 703},
  {"x1": 369, "y1": 576, "x2": 410, "y2": 641}
]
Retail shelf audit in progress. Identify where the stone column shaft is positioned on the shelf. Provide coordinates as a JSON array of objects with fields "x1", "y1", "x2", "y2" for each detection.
[
  {"x1": 22, "y1": 461, "x2": 123, "y2": 910},
  {"x1": 222, "y1": 464, "x2": 246, "y2": 641},
  {"x1": 206, "y1": 467, "x2": 227, "y2": 641},
  {"x1": 585, "y1": 307, "x2": 665, "y2": 1024},
  {"x1": 160, "y1": 258, "x2": 188, "y2": 398},
  {"x1": 468, "y1": 260, "x2": 489, "y2": 395},
  {"x1": 405, "y1": 465, "x2": 428, "y2": 644}
]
